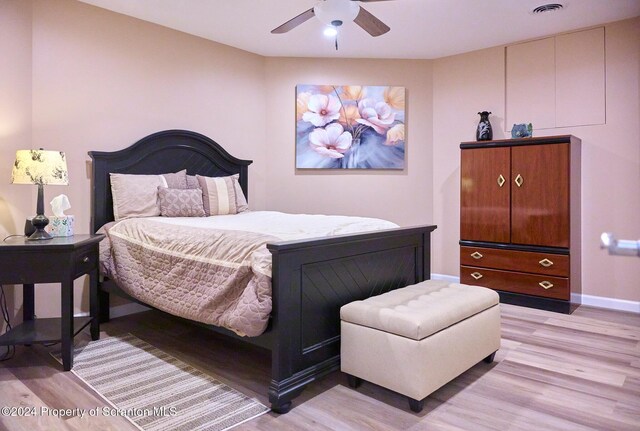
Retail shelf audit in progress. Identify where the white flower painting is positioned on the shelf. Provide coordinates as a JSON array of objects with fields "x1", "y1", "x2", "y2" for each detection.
[{"x1": 296, "y1": 85, "x2": 406, "y2": 169}]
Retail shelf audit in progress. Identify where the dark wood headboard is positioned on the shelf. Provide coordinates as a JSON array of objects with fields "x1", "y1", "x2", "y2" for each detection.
[{"x1": 88, "y1": 129, "x2": 253, "y2": 233}]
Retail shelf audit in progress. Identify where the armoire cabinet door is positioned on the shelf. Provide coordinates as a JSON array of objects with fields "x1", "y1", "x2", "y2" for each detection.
[
  {"x1": 461, "y1": 147, "x2": 511, "y2": 243},
  {"x1": 511, "y1": 144, "x2": 570, "y2": 247}
]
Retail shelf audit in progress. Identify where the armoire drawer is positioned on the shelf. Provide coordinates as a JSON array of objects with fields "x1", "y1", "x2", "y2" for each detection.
[
  {"x1": 460, "y1": 265, "x2": 569, "y2": 300},
  {"x1": 460, "y1": 246, "x2": 569, "y2": 277}
]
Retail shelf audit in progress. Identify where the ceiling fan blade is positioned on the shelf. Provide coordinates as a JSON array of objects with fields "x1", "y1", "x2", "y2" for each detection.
[
  {"x1": 271, "y1": 8, "x2": 315, "y2": 34},
  {"x1": 354, "y1": 6, "x2": 390, "y2": 37}
]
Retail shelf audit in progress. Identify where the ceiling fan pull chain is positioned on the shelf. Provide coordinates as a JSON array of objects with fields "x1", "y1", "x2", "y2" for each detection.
[{"x1": 335, "y1": 34, "x2": 339, "y2": 50}]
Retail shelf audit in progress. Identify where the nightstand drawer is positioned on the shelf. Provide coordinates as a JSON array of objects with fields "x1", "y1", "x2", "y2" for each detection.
[
  {"x1": 460, "y1": 246, "x2": 569, "y2": 277},
  {"x1": 74, "y1": 248, "x2": 98, "y2": 277},
  {"x1": 460, "y1": 265, "x2": 569, "y2": 300}
]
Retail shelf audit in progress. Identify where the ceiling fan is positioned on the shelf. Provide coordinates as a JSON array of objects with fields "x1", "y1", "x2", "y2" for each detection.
[{"x1": 271, "y1": 0, "x2": 393, "y2": 37}]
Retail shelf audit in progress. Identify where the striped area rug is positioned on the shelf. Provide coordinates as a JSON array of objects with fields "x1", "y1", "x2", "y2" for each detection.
[{"x1": 53, "y1": 334, "x2": 269, "y2": 431}]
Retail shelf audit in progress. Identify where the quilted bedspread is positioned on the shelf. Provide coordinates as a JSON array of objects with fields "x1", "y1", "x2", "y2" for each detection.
[{"x1": 100, "y1": 211, "x2": 398, "y2": 337}]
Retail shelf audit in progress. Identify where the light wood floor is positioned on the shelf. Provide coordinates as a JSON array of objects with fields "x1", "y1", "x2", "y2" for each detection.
[{"x1": 1, "y1": 303, "x2": 639, "y2": 430}]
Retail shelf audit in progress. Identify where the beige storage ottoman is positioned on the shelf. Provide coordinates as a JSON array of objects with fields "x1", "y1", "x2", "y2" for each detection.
[{"x1": 340, "y1": 280, "x2": 500, "y2": 412}]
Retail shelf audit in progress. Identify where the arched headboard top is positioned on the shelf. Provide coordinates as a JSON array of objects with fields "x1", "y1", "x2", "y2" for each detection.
[{"x1": 89, "y1": 129, "x2": 253, "y2": 233}]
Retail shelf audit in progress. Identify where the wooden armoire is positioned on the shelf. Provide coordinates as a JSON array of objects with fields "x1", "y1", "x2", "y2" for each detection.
[{"x1": 459, "y1": 135, "x2": 581, "y2": 313}]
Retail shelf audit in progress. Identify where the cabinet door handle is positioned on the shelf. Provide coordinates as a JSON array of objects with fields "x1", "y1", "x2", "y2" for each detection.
[
  {"x1": 471, "y1": 251, "x2": 483, "y2": 260},
  {"x1": 539, "y1": 281, "x2": 554, "y2": 289},
  {"x1": 82, "y1": 256, "x2": 89, "y2": 263},
  {"x1": 470, "y1": 272, "x2": 483, "y2": 280},
  {"x1": 539, "y1": 258, "x2": 554, "y2": 267},
  {"x1": 514, "y1": 174, "x2": 524, "y2": 188},
  {"x1": 497, "y1": 174, "x2": 506, "y2": 188}
]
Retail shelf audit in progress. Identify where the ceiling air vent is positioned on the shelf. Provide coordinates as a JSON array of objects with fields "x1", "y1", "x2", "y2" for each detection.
[{"x1": 532, "y1": 3, "x2": 564, "y2": 14}]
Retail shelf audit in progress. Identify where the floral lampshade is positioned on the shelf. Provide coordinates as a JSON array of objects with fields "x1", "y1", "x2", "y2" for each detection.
[{"x1": 11, "y1": 150, "x2": 69, "y2": 186}]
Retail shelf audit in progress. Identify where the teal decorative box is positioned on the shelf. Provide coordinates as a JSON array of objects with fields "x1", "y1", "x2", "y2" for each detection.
[{"x1": 47, "y1": 215, "x2": 74, "y2": 237}]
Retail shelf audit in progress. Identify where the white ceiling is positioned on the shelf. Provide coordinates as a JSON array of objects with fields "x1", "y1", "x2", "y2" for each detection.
[{"x1": 78, "y1": 0, "x2": 640, "y2": 59}]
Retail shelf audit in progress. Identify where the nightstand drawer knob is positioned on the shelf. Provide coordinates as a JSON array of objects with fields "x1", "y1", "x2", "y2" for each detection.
[
  {"x1": 470, "y1": 272, "x2": 483, "y2": 280},
  {"x1": 470, "y1": 251, "x2": 483, "y2": 260},
  {"x1": 82, "y1": 256, "x2": 89, "y2": 263}
]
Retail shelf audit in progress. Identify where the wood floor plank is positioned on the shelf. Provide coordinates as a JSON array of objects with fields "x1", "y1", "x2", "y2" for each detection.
[
  {"x1": 573, "y1": 306, "x2": 640, "y2": 327},
  {"x1": 531, "y1": 327, "x2": 640, "y2": 359},
  {"x1": 1, "y1": 303, "x2": 639, "y2": 430},
  {"x1": 504, "y1": 348, "x2": 628, "y2": 386},
  {"x1": 0, "y1": 367, "x2": 73, "y2": 431},
  {"x1": 544, "y1": 317, "x2": 640, "y2": 341}
]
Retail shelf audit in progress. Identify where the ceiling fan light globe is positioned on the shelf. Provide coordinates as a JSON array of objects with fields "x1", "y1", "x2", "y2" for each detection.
[{"x1": 314, "y1": 0, "x2": 359, "y2": 26}]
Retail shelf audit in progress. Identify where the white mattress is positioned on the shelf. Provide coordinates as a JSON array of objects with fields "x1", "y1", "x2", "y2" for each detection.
[{"x1": 144, "y1": 210, "x2": 399, "y2": 242}]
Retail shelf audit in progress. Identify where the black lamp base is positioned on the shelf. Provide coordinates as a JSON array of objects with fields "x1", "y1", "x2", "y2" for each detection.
[
  {"x1": 27, "y1": 213, "x2": 52, "y2": 241},
  {"x1": 28, "y1": 228, "x2": 52, "y2": 241}
]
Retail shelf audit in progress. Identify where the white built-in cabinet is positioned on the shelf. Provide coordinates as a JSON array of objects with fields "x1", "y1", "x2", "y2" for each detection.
[{"x1": 506, "y1": 27, "x2": 605, "y2": 130}]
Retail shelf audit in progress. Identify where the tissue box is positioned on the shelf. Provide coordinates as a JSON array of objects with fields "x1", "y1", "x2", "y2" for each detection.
[{"x1": 47, "y1": 215, "x2": 74, "y2": 237}]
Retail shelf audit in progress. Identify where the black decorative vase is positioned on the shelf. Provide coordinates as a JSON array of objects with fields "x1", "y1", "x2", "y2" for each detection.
[{"x1": 476, "y1": 111, "x2": 493, "y2": 141}]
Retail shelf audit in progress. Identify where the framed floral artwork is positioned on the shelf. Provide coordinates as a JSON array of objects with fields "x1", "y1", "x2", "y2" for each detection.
[{"x1": 295, "y1": 85, "x2": 405, "y2": 169}]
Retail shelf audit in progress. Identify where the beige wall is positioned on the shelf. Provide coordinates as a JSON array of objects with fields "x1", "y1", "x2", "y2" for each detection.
[
  {"x1": 433, "y1": 18, "x2": 640, "y2": 301},
  {"x1": 264, "y1": 58, "x2": 433, "y2": 226}
]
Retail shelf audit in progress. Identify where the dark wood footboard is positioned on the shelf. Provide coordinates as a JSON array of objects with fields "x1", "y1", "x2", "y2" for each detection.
[{"x1": 267, "y1": 224, "x2": 436, "y2": 412}]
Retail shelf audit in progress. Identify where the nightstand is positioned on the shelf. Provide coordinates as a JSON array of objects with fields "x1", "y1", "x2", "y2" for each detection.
[{"x1": 0, "y1": 234, "x2": 104, "y2": 371}]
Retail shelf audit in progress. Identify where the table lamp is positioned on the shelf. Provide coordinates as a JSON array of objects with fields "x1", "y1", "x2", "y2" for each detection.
[{"x1": 11, "y1": 149, "x2": 69, "y2": 240}]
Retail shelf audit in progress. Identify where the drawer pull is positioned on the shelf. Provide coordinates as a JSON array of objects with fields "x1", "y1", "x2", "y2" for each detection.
[
  {"x1": 497, "y1": 174, "x2": 506, "y2": 188},
  {"x1": 539, "y1": 281, "x2": 554, "y2": 290},
  {"x1": 470, "y1": 272, "x2": 483, "y2": 280},
  {"x1": 515, "y1": 174, "x2": 524, "y2": 188},
  {"x1": 539, "y1": 258, "x2": 554, "y2": 268},
  {"x1": 470, "y1": 251, "x2": 483, "y2": 260},
  {"x1": 82, "y1": 256, "x2": 89, "y2": 263}
]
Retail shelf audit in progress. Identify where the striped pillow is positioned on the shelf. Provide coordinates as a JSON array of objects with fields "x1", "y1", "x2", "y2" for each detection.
[{"x1": 196, "y1": 174, "x2": 243, "y2": 216}]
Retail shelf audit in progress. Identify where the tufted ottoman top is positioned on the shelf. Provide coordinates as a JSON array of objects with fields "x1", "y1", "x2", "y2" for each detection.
[{"x1": 340, "y1": 280, "x2": 499, "y2": 340}]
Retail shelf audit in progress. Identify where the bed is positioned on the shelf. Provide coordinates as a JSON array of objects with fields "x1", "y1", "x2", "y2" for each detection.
[{"x1": 89, "y1": 129, "x2": 437, "y2": 413}]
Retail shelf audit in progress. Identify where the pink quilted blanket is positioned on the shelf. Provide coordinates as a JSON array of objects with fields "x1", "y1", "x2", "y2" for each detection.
[{"x1": 100, "y1": 218, "x2": 278, "y2": 336}]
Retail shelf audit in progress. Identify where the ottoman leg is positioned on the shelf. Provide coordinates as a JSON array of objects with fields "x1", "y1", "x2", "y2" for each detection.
[
  {"x1": 483, "y1": 351, "x2": 497, "y2": 364},
  {"x1": 408, "y1": 397, "x2": 425, "y2": 413},
  {"x1": 347, "y1": 374, "x2": 362, "y2": 388}
]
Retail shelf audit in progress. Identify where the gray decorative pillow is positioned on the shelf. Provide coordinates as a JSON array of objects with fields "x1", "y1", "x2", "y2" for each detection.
[
  {"x1": 186, "y1": 174, "x2": 200, "y2": 190},
  {"x1": 163, "y1": 171, "x2": 189, "y2": 189},
  {"x1": 110, "y1": 170, "x2": 188, "y2": 220},
  {"x1": 191, "y1": 173, "x2": 248, "y2": 214},
  {"x1": 157, "y1": 187, "x2": 205, "y2": 217}
]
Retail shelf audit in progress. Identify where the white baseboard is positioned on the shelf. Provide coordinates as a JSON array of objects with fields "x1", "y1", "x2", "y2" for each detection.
[
  {"x1": 431, "y1": 273, "x2": 640, "y2": 314},
  {"x1": 580, "y1": 294, "x2": 640, "y2": 313},
  {"x1": 430, "y1": 273, "x2": 461, "y2": 283}
]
